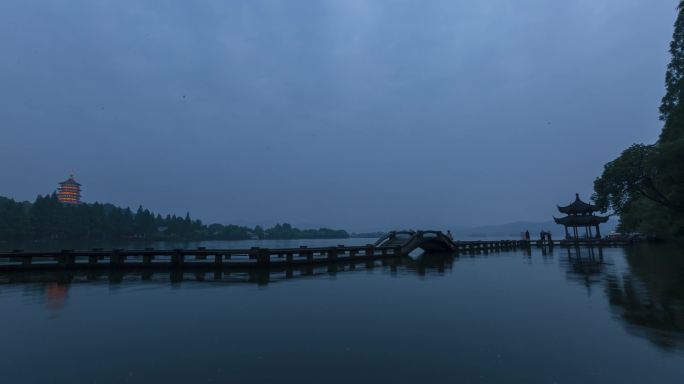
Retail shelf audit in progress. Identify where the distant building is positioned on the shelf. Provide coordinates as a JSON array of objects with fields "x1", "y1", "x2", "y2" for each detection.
[
  {"x1": 554, "y1": 193, "x2": 609, "y2": 239},
  {"x1": 57, "y1": 174, "x2": 82, "y2": 204}
]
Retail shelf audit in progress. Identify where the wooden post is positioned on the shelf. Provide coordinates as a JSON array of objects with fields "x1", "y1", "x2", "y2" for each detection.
[
  {"x1": 365, "y1": 244, "x2": 374, "y2": 258},
  {"x1": 111, "y1": 249, "x2": 122, "y2": 267},
  {"x1": 22, "y1": 256, "x2": 31, "y2": 267},
  {"x1": 257, "y1": 248, "x2": 270, "y2": 267},
  {"x1": 301, "y1": 246, "x2": 313, "y2": 262},
  {"x1": 89, "y1": 255, "x2": 98, "y2": 266},
  {"x1": 60, "y1": 250, "x2": 75, "y2": 267},
  {"x1": 214, "y1": 254, "x2": 222, "y2": 266},
  {"x1": 172, "y1": 249, "x2": 183, "y2": 267},
  {"x1": 328, "y1": 248, "x2": 338, "y2": 261},
  {"x1": 249, "y1": 247, "x2": 259, "y2": 260}
]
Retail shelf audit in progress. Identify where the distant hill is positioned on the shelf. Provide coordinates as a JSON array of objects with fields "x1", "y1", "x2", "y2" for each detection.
[
  {"x1": 350, "y1": 231, "x2": 386, "y2": 239},
  {"x1": 453, "y1": 219, "x2": 618, "y2": 240}
]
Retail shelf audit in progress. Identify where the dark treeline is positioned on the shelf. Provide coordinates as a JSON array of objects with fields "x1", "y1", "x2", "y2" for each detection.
[
  {"x1": 594, "y1": 3, "x2": 684, "y2": 237},
  {"x1": 0, "y1": 194, "x2": 349, "y2": 242}
]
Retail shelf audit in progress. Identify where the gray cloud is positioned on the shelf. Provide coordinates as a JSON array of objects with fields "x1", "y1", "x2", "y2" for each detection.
[{"x1": 0, "y1": 0, "x2": 675, "y2": 230}]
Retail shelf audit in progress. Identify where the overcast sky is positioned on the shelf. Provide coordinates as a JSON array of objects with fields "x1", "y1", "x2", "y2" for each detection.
[{"x1": 0, "y1": 0, "x2": 676, "y2": 231}]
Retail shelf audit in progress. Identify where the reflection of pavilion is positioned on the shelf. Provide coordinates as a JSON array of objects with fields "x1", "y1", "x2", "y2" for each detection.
[
  {"x1": 557, "y1": 244, "x2": 684, "y2": 353},
  {"x1": 554, "y1": 194, "x2": 609, "y2": 239},
  {"x1": 560, "y1": 246, "x2": 607, "y2": 294}
]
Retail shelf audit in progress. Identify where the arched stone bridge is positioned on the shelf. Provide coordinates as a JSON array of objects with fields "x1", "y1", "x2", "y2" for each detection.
[{"x1": 374, "y1": 230, "x2": 457, "y2": 254}]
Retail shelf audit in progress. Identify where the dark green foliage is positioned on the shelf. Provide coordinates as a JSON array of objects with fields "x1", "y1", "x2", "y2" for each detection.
[
  {"x1": 660, "y1": 2, "x2": 684, "y2": 142},
  {"x1": 262, "y1": 223, "x2": 349, "y2": 240},
  {"x1": 614, "y1": 198, "x2": 682, "y2": 236},
  {"x1": 0, "y1": 194, "x2": 349, "y2": 242},
  {"x1": 594, "y1": 5, "x2": 684, "y2": 236},
  {"x1": 594, "y1": 131, "x2": 684, "y2": 238},
  {"x1": 594, "y1": 144, "x2": 683, "y2": 213}
]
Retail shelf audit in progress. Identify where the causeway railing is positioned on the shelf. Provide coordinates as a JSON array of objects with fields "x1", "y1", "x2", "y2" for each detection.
[
  {"x1": 0, "y1": 237, "x2": 632, "y2": 272},
  {"x1": 0, "y1": 244, "x2": 402, "y2": 271}
]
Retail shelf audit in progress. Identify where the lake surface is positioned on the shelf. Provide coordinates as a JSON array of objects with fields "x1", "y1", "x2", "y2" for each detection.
[{"x1": 2, "y1": 242, "x2": 684, "y2": 383}]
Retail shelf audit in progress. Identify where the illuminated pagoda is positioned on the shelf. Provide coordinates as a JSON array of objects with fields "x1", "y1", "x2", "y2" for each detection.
[
  {"x1": 554, "y1": 193, "x2": 609, "y2": 239},
  {"x1": 57, "y1": 174, "x2": 82, "y2": 204}
]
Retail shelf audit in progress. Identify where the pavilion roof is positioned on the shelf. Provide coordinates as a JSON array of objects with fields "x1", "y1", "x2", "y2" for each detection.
[
  {"x1": 553, "y1": 214, "x2": 609, "y2": 226},
  {"x1": 557, "y1": 193, "x2": 598, "y2": 215}
]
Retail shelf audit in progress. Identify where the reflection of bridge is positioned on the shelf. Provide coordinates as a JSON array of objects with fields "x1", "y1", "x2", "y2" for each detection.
[
  {"x1": 0, "y1": 253, "x2": 459, "y2": 287},
  {"x1": 0, "y1": 230, "x2": 630, "y2": 272}
]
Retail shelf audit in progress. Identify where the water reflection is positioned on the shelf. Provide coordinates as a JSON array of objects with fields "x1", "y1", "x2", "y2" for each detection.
[
  {"x1": 558, "y1": 244, "x2": 684, "y2": 353},
  {"x1": 5, "y1": 245, "x2": 684, "y2": 357},
  {"x1": 560, "y1": 246, "x2": 608, "y2": 294},
  {"x1": 605, "y1": 245, "x2": 684, "y2": 353},
  {"x1": 45, "y1": 282, "x2": 69, "y2": 310},
  {"x1": 0, "y1": 253, "x2": 457, "y2": 310}
]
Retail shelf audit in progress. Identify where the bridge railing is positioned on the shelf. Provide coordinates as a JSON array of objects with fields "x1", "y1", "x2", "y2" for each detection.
[{"x1": 374, "y1": 230, "x2": 417, "y2": 246}]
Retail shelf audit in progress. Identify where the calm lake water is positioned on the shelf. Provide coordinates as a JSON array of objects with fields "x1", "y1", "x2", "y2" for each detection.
[{"x1": 2, "y1": 242, "x2": 684, "y2": 383}]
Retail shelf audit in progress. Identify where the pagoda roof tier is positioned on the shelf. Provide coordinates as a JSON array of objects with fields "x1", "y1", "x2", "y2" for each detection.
[
  {"x1": 553, "y1": 214, "x2": 609, "y2": 226},
  {"x1": 557, "y1": 193, "x2": 598, "y2": 215},
  {"x1": 59, "y1": 175, "x2": 81, "y2": 186}
]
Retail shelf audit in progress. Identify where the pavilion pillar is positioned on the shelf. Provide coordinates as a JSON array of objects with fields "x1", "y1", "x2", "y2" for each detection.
[
  {"x1": 595, "y1": 225, "x2": 601, "y2": 239},
  {"x1": 564, "y1": 226, "x2": 569, "y2": 240},
  {"x1": 588, "y1": 226, "x2": 593, "y2": 239}
]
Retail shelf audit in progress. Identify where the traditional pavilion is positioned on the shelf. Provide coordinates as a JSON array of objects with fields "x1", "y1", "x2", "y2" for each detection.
[
  {"x1": 57, "y1": 174, "x2": 82, "y2": 204},
  {"x1": 554, "y1": 193, "x2": 609, "y2": 240}
]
